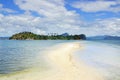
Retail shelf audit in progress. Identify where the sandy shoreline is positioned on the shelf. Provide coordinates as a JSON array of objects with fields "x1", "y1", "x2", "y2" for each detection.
[
  {"x1": 0, "y1": 42, "x2": 104, "y2": 80},
  {"x1": 44, "y1": 42, "x2": 103, "y2": 80}
]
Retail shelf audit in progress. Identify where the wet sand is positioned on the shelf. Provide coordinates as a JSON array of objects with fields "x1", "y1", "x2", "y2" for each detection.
[{"x1": 0, "y1": 42, "x2": 104, "y2": 80}]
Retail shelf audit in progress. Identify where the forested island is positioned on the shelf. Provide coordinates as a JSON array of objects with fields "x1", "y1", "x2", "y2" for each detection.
[{"x1": 9, "y1": 32, "x2": 86, "y2": 40}]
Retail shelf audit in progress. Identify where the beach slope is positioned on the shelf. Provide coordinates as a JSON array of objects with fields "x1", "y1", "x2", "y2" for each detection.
[{"x1": 0, "y1": 42, "x2": 103, "y2": 80}]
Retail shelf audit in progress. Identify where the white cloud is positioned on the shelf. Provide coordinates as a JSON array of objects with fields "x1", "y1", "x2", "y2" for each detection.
[
  {"x1": 71, "y1": 1, "x2": 120, "y2": 12},
  {"x1": 14, "y1": 0, "x2": 67, "y2": 18},
  {"x1": 84, "y1": 18, "x2": 120, "y2": 36},
  {"x1": 0, "y1": 14, "x2": 48, "y2": 36},
  {"x1": 1, "y1": 12, "x2": 119, "y2": 37},
  {"x1": 0, "y1": 0, "x2": 120, "y2": 37},
  {"x1": 0, "y1": 13, "x2": 81, "y2": 36},
  {"x1": 0, "y1": 0, "x2": 83, "y2": 36},
  {"x1": 13, "y1": 0, "x2": 82, "y2": 33}
]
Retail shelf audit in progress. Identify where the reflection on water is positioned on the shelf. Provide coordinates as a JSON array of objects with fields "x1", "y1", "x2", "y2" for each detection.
[{"x1": 75, "y1": 40, "x2": 120, "y2": 80}]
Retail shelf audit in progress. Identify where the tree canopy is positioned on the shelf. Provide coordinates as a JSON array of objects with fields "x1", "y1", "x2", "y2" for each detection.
[{"x1": 9, "y1": 32, "x2": 86, "y2": 40}]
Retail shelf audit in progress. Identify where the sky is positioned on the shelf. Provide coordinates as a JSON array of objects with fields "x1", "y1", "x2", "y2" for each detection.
[{"x1": 0, "y1": 0, "x2": 120, "y2": 37}]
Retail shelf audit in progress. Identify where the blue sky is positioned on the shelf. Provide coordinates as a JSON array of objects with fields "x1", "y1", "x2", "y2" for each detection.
[{"x1": 0, "y1": 0, "x2": 120, "y2": 36}]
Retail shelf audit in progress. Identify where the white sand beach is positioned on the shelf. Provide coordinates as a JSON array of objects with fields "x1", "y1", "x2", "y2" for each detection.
[{"x1": 0, "y1": 42, "x2": 104, "y2": 80}]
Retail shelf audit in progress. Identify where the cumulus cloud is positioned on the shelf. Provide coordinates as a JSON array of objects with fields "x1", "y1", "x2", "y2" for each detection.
[
  {"x1": 1, "y1": 12, "x2": 120, "y2": 37},
  {"x1": 0, "y1": 0, "x2": 83, "y2": 36},
  {"x1": 14, "y1": 0, "x2": 75, "y2": 18},
  {"x1": 0, "y1": 14, "x2": 46, "y2": 36},
  {"x1": 71, "y1": 1, "x2": 120, "y2": 12},
  {"x1": 0, "y1": 0, "x2": 120, "y2": 37},
  {"x1": 0, "y1": 13, "x2": 81, "y2": 36},
  {"x1": 83, "y1": 18, "x2": 120, "y2": 36}
]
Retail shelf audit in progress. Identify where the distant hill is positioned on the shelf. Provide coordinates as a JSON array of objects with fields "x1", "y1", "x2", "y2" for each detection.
[
  {"x1": 104, "y1": 36, "x2": 120, "y2": 40},
  {"x1": 0, "y1": 37, "x2": 9, "y2": 40},
  {"x1": 87, "y1": 35, "x2": 120, "y2": 40},
  {"x1": 9, "y1": 32, "x2": 86, "y2": 40},
  {"x1": 61, "y1": 33, "x2": 69, "y2": 37}
]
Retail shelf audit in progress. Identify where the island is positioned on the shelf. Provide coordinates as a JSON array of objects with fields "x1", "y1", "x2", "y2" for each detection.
[{"x1": 9, "y1": 32, "x2": 86, "y2": 40}]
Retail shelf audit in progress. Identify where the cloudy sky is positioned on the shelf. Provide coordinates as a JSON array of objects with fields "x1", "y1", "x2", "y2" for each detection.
[{"x1": 0, "y1": 0, "x2": 120, "y2": 37}]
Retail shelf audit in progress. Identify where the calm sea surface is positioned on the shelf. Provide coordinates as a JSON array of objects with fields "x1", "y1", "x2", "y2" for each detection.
[
  {"x1": 75, "y1": 40, "x2": 120, "y2": 80},
  {"x1": 0, "y1": 40, "x2": 120, "y2": 80},
  {"x1": 0, "y1": 40, "x2": 74, "y2": 74}
]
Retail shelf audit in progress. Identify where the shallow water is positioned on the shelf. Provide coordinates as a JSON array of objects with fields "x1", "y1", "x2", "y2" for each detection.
[
  {"x1": 75, "y1": 40, "x2": 120, "y2": 80},
  {"x1": 0, "y1": 40, "x2": 120, "y2": 80},
  {"x1": 0, "y1": 40, "x2": 73, "y2": 74}
]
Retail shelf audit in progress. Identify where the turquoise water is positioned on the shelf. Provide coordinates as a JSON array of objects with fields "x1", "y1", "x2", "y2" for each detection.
[
  {"x1": 0, "y1": 40, "x2": 120, "y2": 80},
  {"x1": 0, "y1": 40, "x2": 73, "y2": 74}
]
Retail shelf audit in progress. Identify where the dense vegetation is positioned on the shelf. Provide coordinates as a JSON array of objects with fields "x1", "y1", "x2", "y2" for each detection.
[{"x1": 9, "y1": 32, "x2": 86, "y2": 40}]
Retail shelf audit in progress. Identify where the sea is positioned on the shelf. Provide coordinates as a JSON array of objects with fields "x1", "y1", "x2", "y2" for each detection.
[{"x1": 0, "y1": 40, "x2": 120, "y2": 80}]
